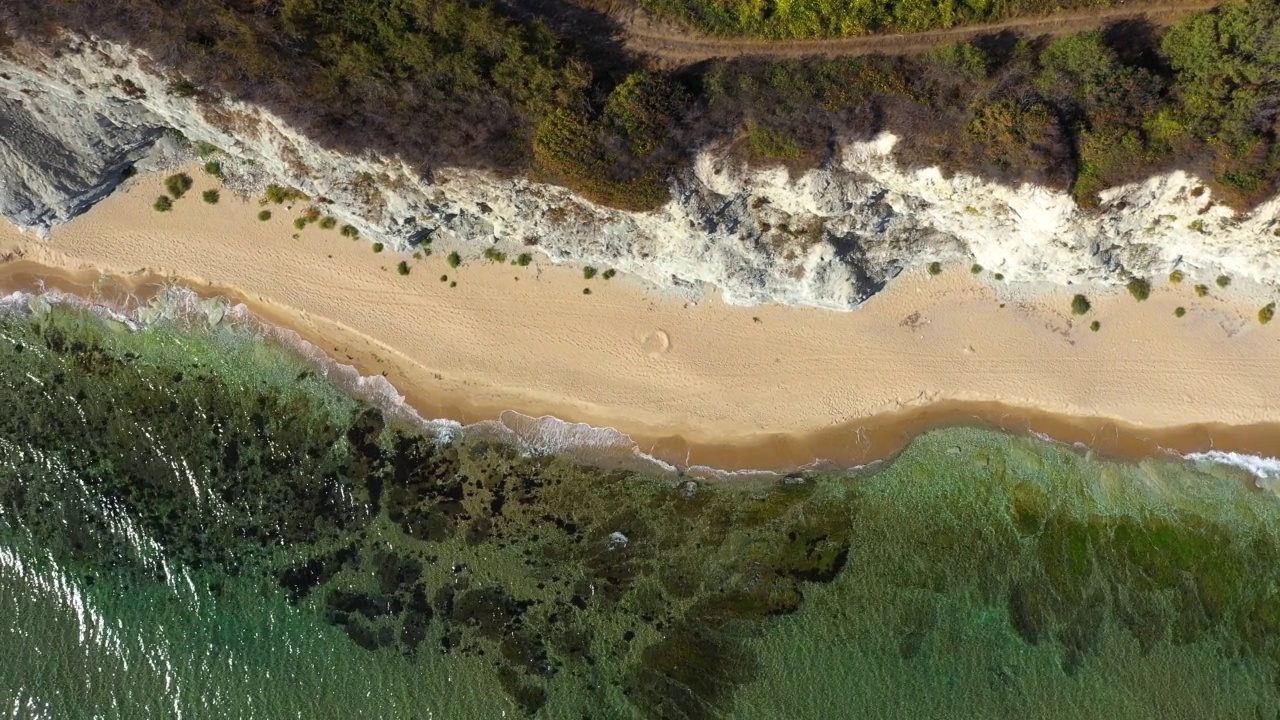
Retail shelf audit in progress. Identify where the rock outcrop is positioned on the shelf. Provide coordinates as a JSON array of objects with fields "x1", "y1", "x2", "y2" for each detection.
[{"x1": 3, "y1": 35, "x2": 1280, "y2": 309}]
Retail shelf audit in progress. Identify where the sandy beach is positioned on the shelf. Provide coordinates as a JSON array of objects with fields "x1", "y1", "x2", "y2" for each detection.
[{"x1": 4, "y1": 169, "x2": 1280, "y2": 470}]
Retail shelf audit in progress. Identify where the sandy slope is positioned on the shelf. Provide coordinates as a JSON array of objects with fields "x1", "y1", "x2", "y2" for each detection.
[{"x1": 3, "y1": 171, "x2": 1280, "y2": 469}]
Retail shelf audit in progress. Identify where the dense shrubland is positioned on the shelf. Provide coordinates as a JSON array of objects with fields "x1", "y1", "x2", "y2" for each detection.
[{"x1": 3, "y1": 0, "x2": 1280, "y2": 212}]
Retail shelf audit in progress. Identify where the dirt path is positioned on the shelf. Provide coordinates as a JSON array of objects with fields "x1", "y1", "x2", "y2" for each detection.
[{"x1": 619, "y1": 1, "x2": 1219, "y2": 64}]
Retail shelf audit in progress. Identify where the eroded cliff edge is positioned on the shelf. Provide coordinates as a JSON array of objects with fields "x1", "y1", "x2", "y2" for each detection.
[{"x1": 3, "y1": 36, "x2": 1279, "y2": 309}]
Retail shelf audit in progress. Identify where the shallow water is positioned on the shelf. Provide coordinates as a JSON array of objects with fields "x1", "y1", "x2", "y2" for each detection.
[{"x1": 3, "y1": 300, "x2": 1280, "y2": 718}]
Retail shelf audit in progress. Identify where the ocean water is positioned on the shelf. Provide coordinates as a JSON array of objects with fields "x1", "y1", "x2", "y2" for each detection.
[{"x1": 3, "y1": 296, "x2": 1280, "y2": 718}]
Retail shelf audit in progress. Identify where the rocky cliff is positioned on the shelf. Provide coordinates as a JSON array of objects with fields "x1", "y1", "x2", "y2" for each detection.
[{"x1": 3, "y1": 35, "x2": 1279, "y2": 309}]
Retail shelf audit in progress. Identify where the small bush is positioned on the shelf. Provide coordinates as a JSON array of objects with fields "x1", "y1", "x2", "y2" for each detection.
[
  {"x1": 153, "y1": 196, "x2": 172, "y2": 212},
  {"x1": 264, "y1": 184, "x2": 307, "y2": 205},
  {"x1": 1217, "y1": 274, "x2": 1231, "y2": 288},
  {"x1": 483, "y1": 248, "x2": 507, "y2": 263},
  {"x1": 397, "y1": 261, "x2": 410, "y2": 276},
  {"x1": 927, "y1": 262, "x2": 943, "y2": 275},
  {"x1": 1071, "y1": 294, "x2": 1091, "y2": 315},
  {"x1": 994, "y1": 273, "x2": 1005, "y2": 281},
  {"x1": 1127, "y1": 278, "x2": 1151, "y2": 301},
  {"x1": 1168, "y1": 269, "x2": 1184, "y2": 284},
  {"x1": 164, "y1": 173, "x2": 193, "y2": 199},
  {"x1": 602, "y1": 269, "x2": 617, "y2": 280},
  {"x1": 970, "y1": 264, "x2": 982, "y2": 274},
  {"x1": 447, "y1": 252, "x2": 461, "y2": 268},
  {"x1": 1174, "y1": 306, "x2": 1186, "y2": 318},
  {"x1": 584, "y1": 266, "x2": 598, "y2": 280},
  {"x1": 583, "y1": 287, "x2": 592, "y2": 295},
  {"x1": 1089, "y1": 320, "x2": 1100, "y2": 332},
  {"x1": 450, "y1": 281, "x2": 457, "y2": 288},
  {"x1": 201, "y1": 189, "x2": 220, "y2": 204},
  {"x1": 1195, "y1": 284, "x2": 1210, "y2": 297},
  {"x1": 372, "y1": 243, "x2": 384, "y2": 253},
  {"x1": 302, "y1": 207, "x2": 321, "y2": 224},
  {"x1": 293, "y1": 217, "x2": 307, "y2": 230},
  {"x1": 440, "y1": 275, "x2": 448, "y2": 282},
  {"x1": 319, "y1": 217, "x2": 337, "y2": 230},
  {"x1": 340, "y1": 225, "x2": 359, "y2": 238},
  {"x1": 516, "y1": 253, "x2": 533, "y2": 267},
  {"x1": 203, "y1": 160, "x2": 223, "y2": 179},
  {"x1": 1261, "y1": 303, "x2": 1276, "y2": 324},
  {"x1": 258, "y1": 210, "x2": 272, "y2": 221}
]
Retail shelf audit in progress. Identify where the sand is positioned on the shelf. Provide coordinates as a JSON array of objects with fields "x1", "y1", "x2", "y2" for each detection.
[{"x1": 4, "y1": 170, "x2": 1280, "y2": 471}]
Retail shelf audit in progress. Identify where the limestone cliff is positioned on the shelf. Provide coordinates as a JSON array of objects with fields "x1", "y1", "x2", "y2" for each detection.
[{"x1": 3, "y1": 35, "x2": 1279, "y2": 309}]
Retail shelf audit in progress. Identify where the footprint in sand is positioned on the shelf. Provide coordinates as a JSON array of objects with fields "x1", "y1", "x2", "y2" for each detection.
[{"x1": 640, "y1": 329, "x2": 671, "y2": 356}]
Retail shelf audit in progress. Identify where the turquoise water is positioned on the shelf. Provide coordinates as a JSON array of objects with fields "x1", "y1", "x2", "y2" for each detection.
[{"x1": 3, "y1": 298, "x2": 1280, "y2": 718}]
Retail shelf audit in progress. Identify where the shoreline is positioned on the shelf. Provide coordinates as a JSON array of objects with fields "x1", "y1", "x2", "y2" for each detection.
[{"x1": 4, "y1": 170, "x2": 1280, "y2": 472}]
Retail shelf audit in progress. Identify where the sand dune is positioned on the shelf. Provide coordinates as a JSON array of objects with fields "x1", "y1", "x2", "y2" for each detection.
[{"x1": 3, "y1": 170, "x2": 1280, "y2": 470}]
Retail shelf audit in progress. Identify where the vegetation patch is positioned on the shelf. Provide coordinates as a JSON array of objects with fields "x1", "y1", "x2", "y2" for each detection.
[
  {"x1": 153, "y1": 196, "x2": 172, "y2": 212},
  {"x1": 1174, "y1": 306, "x2": 1186, "y2": 318},
  {"x1": 483, "y1": 248, "x2": 507, "y2": 263},
  {"x1": 1127, "y1": 279, "x2": 1151, "y2": 301},
  {"x1": 397, "y1": 261, "x2": 410, "y2": 276},
  {"x1": 264, "y1": 185, "x2": 307, "y2": 205},
  {"x1": 319, "y1": 217, "x2": 337, "y2": 230},
  {"x1": 257, "y1": 210, "x2": 271, "y2": 222},
  {"x1": 371, "y1": 243, "x2": 384, "y2": 253},
  {"x1": 1071, "y1": 294, "x2": 1090, "y2": 315},
  {"x1": 201, "y1": 189, "x2": 220, "y2": 204},
  {"x1": 1261, "y1": 303, "x2": 1276, "y2": 324},
  {"x1": 340, "y1": 225, "x2": 359, "y2": 239},
  {"x1": 203, "y1": 160, "x2": 223, "y2": 179},
  {"x1": 970, "y1": 264, "x2": 982, "y2": 274},
  {"x1": 583, "y1": 266, "x2": 598, "y2": 280},
  {"x1": 927, "y1": 262, "x2": 942, "y2": 276},
  {"x1": 602, "y1": 269, "x2": 617, "y2": 280},
  {"x1": 164, "y1": 173, "x2": 193, "y2": 199},
  {"x1": 1169, "y1": 270, "x2": 1184, "y2": 284},
  {"x1": 447, "y1": 252, "x2": 461, "y2": 269},
  {"x1": 1090, "y1": 320, "x2": 1101, "y2": 332},
  {"x1": 1196, "y1": 284, "x2": 1210, "y2": 297},
  {"x1": 516, "y1": 253, "x2": 533, "y2": 267},
  {"x1": 1217, "y1": 275, "x2": 1232, "y2": 288}
]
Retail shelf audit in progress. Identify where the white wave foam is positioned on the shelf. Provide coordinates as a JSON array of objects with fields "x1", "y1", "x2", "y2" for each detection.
[{"x1": 1184, "y1": 450, "x2": 1280, "y2": 483}]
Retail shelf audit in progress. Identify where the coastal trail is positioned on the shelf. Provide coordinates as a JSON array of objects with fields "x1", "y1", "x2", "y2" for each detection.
[{"x1": 531, "y1": 0, "x2": 1222, "y2": 65}]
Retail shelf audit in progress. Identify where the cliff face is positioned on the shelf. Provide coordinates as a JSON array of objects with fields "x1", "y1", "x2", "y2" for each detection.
[{"x1": 3, "y1": 36, "x2": 1280, "y2": 309}]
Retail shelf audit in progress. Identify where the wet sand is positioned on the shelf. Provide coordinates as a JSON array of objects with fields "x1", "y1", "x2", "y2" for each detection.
[{"x1": 4, "y1": 169, "x2": 1280, "y2": 471}]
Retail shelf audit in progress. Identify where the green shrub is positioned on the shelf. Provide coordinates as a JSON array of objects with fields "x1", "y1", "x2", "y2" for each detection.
[
  {"x1": 258, "y1": 210, "x2": 272, "y2": 221},
  {"x1": 153, "y1": 196, "x2": 172, "y2": 212},
  {"x1": 203, "y1": 160, "x2": 223, "y2": 179},
  {"x1": 447, "y1": 252, "x2": 461, "y2": 268},
  {"x1": 516, "y1": 253, "x2": 533, "y2": 267},
  {"x1": 584, "y1": 266, "x2": 598, "y2": 280},
  {"x1": 1168, "y1": 269, "x2": 1184, "y2": 284},
  {"x1": 340, "y1": 225, "x2": 359, "y2": 239},
  {"x1": 483, "y1": 248, "x2": 507, "y2": 263},
  {"x1": 602, "y1": 269, "x2": 617, "y2": 280},
  {"x1": 293, "y1": 217, "x2": 307, "y2": 230},
  {"x1": 970, "y1": 264, "x2": 982, "y2": 274},
  {"x1": 397, "y1": 261, "x2": 410, "y2": 276},
  {"x1": 1071, "y1": 294, "x2": 1091, "y2": 315},
  {"x1": 993, "y1": 273, "x2": 1004, "y2": 281},
  {"x1": 319, "y1": 217, "x2": 337, "y2": 230},
  {"x1": 372, "y1": 243, "x2": 384, "y2": 253},
  {"x1": 1195, "y1": 284, "x2": 1209, "y2": 297},
  {"x1": 440, "y1": 275, "x2": 448, "y2": 282},
  {"x1": 302, "y1": 207, "x2": 321, "y2": 224},
  {"x1": 164, "y1": 173, "x2": 193, "y2": 199},
  {"x1": 264, "y1": 184, "x2": 307, "y2": 205},
  {"x1": 1174, "y1": 306, "x2": 1186, "y2": 317},
  {"x1": 1261, "y1": 303, "x2": 1276, "y2": 324},
  {"x1": 927, "y1": 262, "x2": 942, "y2": 275},
  {"x1": 1127, "y1": 278, "x2": 1151, "y2": 301},
  {"x1": 194, "y1": 142, "x2": 220, "y2": 158},
  {"x1": 1217, "y1": 274, "x2": 1231, "y2": 288},
  {"x1": 201, "y1": 189, "x2": 220, "y2": 204},
  {"x1": 1089, "y1": 320, "x2": 1101, "y2": 332}
]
